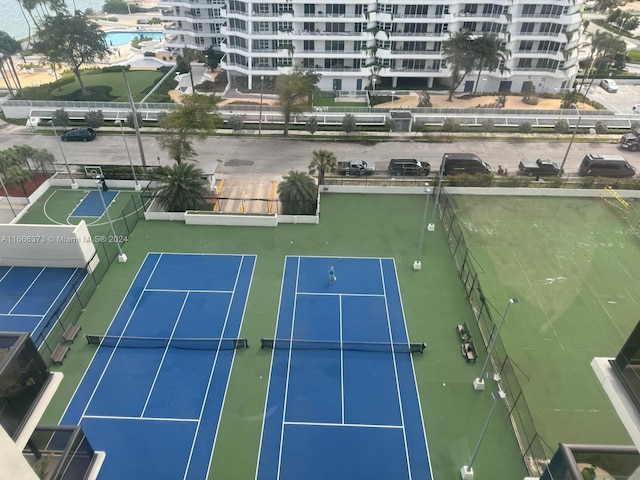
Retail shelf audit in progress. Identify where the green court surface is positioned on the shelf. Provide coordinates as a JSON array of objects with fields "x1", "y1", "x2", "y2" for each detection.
[
  {"x1": 452, "y1": 195, "x2": 639, "y2": 447},
  {"x1": 37, "y1": 193, "x2": 529, "y2": 479}
]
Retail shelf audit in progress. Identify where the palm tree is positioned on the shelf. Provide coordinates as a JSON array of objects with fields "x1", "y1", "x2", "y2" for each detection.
[
  {"x1": 308, "y1": 149, "x2": 337, "y2": 185},
  {"x1": 157, "y1": 163, "x2": 210, "y2": 212},
  {"x1": 3, "y1": 164, "x2": 31, "y2": 197},
  {"x1": 0, "y1": 57, "x2": 15, "y2": 97},
  {"x1": 472, "y1": 34, "x2": 511, "y2": 93},
  {"x1": 277, "y1": 170, "x2": 317, "y2": 215},
  {"x1": 17, "y1": 0, "x2": 32, "y2": 48},
  {"x1": 0, "y1": 31, "x2": 23, "y2": 96},
  {"x1": 442, "y1": 30, "x2": 476, "y2": 101}
]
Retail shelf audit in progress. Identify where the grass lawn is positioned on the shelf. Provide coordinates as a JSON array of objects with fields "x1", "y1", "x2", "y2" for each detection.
[
  {"x1": 23, "y1": 70, "x2": 164, "y2": 102},
  {"x1": 313, "y1": 97, "x2": 368, "y2": 107}
]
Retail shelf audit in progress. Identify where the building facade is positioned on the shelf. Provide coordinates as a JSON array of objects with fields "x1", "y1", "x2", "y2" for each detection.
[{"x1": 160, "y1": 0, "x2": 584, "y2": 94}]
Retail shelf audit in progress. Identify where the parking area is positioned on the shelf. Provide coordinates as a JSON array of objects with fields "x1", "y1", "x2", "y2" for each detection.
[{"x1": 585, "y1": 80, "x2": 640, "y2": 115}]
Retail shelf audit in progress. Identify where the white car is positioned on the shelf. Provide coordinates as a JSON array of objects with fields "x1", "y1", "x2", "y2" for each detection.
[
  {"x1": 600, "y1": 79, "x2": 619, "y2": 93},
  {"x1": 632, "y1": 104, "x2": 640, "y2": 114}
]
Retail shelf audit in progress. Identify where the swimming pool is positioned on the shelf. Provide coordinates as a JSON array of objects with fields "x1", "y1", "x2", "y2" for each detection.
[{"x1": 105, "y1": 31, "x2": 164, "y2": 46}]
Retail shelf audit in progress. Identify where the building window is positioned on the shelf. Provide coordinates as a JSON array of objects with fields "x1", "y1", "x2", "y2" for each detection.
[
  {"x1": 522, "y1": 4, "x2": 536, "y2": 15},
  {"x1": 255, "y1": 3, "x2": 269, "y2": 14},
  {"x1": 462, "y1": 22, "x2": 477, "y2": 31},
  {"x1": 326, "y1": 22, "x2": 345, "y2": 32},
  {"x1": 517, "y1": 58, "x2": 532, "y2": 68},
  {"x1": 303, "y1": 22, "x2": 315, "y2": 31},
  {"x1": 405, "y1": 5, "x2": 429, "y2": 15},
  {"x1": 278, "y1": 3, "x2": 293, "y2": 13},
  {"x1": 228, "y1": 0, "x2": 246, "y2": 13},
  {"x1": 325, "y1": 40, "x2": 345, "y2": 51},
  {"x1": 463, "y1": 4, "x2": 478, "y2": 14},
  {"x1": 521, "y1": 23, "x2": 535, "y2": 33},
  {"x1": 404, "y1": 23, "x2": 428, "y2": 33},
  {"x1": 326, "y1": 4, "x2": 346, "y2": 15},
  {"x1": 277, "y1": 21, "x2": 293, "y2": 31},
  {"x1": 519, "y1": 40, "x2": 533, "y2": 51},
  {"x1": 230, "y1": 18, "x2": 247, "y2": 30},
  {"x1": 303, "y1": 40, "x2": 314, "y2": 51},
  {"x1": 304, "y1": 4, "x2": 315, "y2": 14}
]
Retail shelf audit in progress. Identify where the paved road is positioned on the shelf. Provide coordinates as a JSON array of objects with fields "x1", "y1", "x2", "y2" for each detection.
[{"x1": 0, "y1": 131, "x2": 634, "y2": 178}]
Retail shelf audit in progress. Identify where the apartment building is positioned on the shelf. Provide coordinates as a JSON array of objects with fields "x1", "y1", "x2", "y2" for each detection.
[{"x1": 160, "y1": 0, "x2": 584, "y2": 94}]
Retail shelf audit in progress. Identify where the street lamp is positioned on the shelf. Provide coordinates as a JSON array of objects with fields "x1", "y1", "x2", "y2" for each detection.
[
  {"x1": 95, "y1": 177, "x2": 127, "y2": 263},
  {"x1": 115, "y1": 120, "x2": 141, "y2": 191},
  {"x1": 259, "y1": 75, "x2": 264, "y2": 136},
  {"x1": 460, "y1": 389, "x2": 507, "y2": 480},
  {"x1": 558, "y1": 103, "x2": 581, "y2": 177},
  {"x1": 428, "y1": 156, "x2": 446, "y2": 231},
  {"x1": 391, "y1": 90, "x2": 395, "y2": 108},
  {"x1": 49, "y1": 121, "x2": 78, "y2": 189},
  {"x1": 413, "y1": 182, "x2": 433, "y2": 271},
  {"x1": 473, "y1": 298, "x2": 519, "y2": 390}
]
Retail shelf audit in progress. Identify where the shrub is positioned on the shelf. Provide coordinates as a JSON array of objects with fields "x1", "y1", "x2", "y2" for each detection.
[
  {"x1": 411, "y1": 121, "x2": 425, "y2": 133},
  {"x1": 418, "y1": 91, "x2": 432, "y2": 107},
  {"x1": 305, "y1": 116, "x2": 318, "y2": 134},
  {"x1": 518, "y1": 122, "x2": 533, "y2": 134},
  {"x1": 481, "y1": 119, "x2": 495, "y2": 135},
  {"x1": 143, "y1": 51, "x2": 156, "y2": 57},
  {"x1": 342, "y1": 114, "x2": 357, "y2": 134},
  {"x1": 554, "y1": 119, "x2": 570, "y2": 134},
  {"x1": 52, "y1": 108, "x2": 70, "y2": 127},
  {"x1": 522, "y1": 95, "x2": 539, "y2": 105},
  {"x1": 84, "y1": 110, "x2": 105, "y2": 129},
  {"x1": 228, "y1": 115, "x2": 244, "y2": 132},
  {"x1": 595, "y1": 121, "x2": 608, "y2": 135},
  {"x1": 441, "y1": 118, "x2": 461, "y2": 132},
  {"x1": 628, "y1": 50, "x2": 640, "y2": 63}
]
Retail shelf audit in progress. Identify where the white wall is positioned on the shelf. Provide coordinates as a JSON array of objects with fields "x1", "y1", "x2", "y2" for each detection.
[{"x1": 0, "y1": 426, "x2": 38, "y2": 480}]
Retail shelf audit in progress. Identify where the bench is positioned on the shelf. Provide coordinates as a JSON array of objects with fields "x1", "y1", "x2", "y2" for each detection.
[
  {"x1": 456, "y1": 322, "x2": 471, "y2": 342},
  {"x1": 51, "y1": 343, "x2": 70, "y2": 365},
  {"x1": 461, "y1": 342, "x2": 477, "y2": 363},
  {"x1": 63, "y1": 323, "x2": 81, "y2": 343}
]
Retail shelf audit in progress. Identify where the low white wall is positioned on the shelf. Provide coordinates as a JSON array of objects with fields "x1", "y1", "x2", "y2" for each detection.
[
  {"x1": 321, "y1": 185, "x2": 428, "y2": 194},
  {"x1": 144, "y1": 211, "x2": 185, "y2": 221},
  {"x1": 446, "y1": 187, "x2": 640, "y2": 198},
  {"x1": 185, "y1": 212, "x2": 278, "y2": 227},
  {"x1": 48, "y1": 179, "x2": 151, "y2": 190},
  {"x1": 278, "y1": 215, "x2": 319, "y2": 224}
]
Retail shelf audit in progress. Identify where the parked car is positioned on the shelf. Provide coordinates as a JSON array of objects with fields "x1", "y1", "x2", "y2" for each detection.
[
  {"x1": 388, "y1": 158, "x2": 430, "y2": 176},
  {"x1": 61, "y1": 128, "x2": 96, "y2": 142},
  {"x1": 600, "y1": 79, "x2": 618, "y2": 93},
  {"x1": 578, "y1": 154, "x2": 635, "y2": 177},
  {"x1": 518, "y1": 158, "x2": 562, "y2": 177}
]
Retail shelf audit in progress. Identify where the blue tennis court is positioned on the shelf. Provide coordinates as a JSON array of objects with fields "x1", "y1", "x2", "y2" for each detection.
[
  {"x1": 70, "y1": 190, "x2": 119, "y2": 217},
  {"x1": 256, "y1": 256, "x2": 432, "y2": 480},
  {"x1": 0, "y1": 266, "x2": 86, "y2": 346},
  {"x1": 61, "y1": 253, "x2": 255, "y2": 480}
]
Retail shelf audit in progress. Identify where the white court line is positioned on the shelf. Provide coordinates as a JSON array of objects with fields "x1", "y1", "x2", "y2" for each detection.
[
  {"x1": 0, "y1": 266, "x2": 14, "y2": 284},
  {"x1": 390, "y1": 258, "x2": 434, "y2": 479},
  {"x1": 285, "y1": 255, "x2": 396, "y2": 261},
  {"x1": 141, "y1": 292, "x2": 191, "y2": 417},
  {"x1": 208, "y1": 255, "x2": 257, "y2": 480},
  {"x1": 0, "y1": 313, "x2": 40, "y2": 317},
  {"x1": 60, "y1": 254, "x2": 154, "y2": 423},
  {"x1": 254, "y1": 256, "x2": 290, "y2": 480},
  {"x1": 78, "y1": 254, "x2": 165, "y2": 423},
  {"x1": 276, "y1": 257, "x2": 301, "y2": 480},
  {"x1": 9, "y1": 267, "x2": 45, "y2": 314},
  {"x1": 284, "y1": 421, "x2": 403, "y2": 429},
  {"x1": 145, "y1": 288, "x2": 234, "y2": 294},
  {"x1": 339, "y1": 294, "x2": 344, "y2": 424},
  {"x1": 296, "y1": 292, "x2": 385, "y2": 297},
  {"x1": 84, "y1": 414, "x2": 199, "y2": 423},
  {"x1": 379, "y1": 259, "x2": 412, "y2": 480},
  {"x1": 182, "y1": 256, "x2": 247, "y2": 480}
]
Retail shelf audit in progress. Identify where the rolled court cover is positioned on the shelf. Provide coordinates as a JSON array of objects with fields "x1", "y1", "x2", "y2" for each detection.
[
  {"x1": 85, "y1": 335, "x2": 249, "y2": 350},
  {"x1": 260, "y1": 338, "x2": 427, "y2": 353}
]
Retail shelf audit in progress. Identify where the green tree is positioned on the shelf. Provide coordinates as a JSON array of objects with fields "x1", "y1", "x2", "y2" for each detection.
[
  {"x1": 560, "y1": 90, "x2": 580, "y2": 109},
  {"x1": 417, "y1": 91, "x2": 432, "y2": 107},
  {"x1": 3, "y1": 164, "x2": 31, "y2": 196},
  {"x1": 308, "y1": 149, "x2": 337, "y2": 185},
  {"x1": 442, "y1": 30, "x2": 477, "y2": 101},
  {"x1": 275, "y1": 67, "x2": 320, "y2": 137},
  {"x1": 52, "y1": 108, "x2": 69, "y2": 127},
  {"x1": 595, "y1": 120, "x2": 608, "y2": 135},
  {"x1": 126, "y1": 111, "x2": 143, "y2": 129},
  {"x1": 472, "y1": 33, "x2": 511, "y2": 93},
  {"x1": 277, "y1": 170, "x2": 317, "y2": 215},
  {"x1": 305, "y1": 116, "x2": 318, "y2": 134},
  {"x1": 156, "y1": 163, "x2": 209, "y2": 212},
  {"x1": 157, "y1": 93, "x2": 220, "y2": 163},
  {"x1": 9, "y1": 145, "x2": 54, "y2": 174},
  {"x1": 441, "y1": 118, "x2": 461, "y2": 132},
  {"x1": 595, "y1": 0, "x2": 621, "y2": 13},
  {"x1": 0, "y1": 31, "x2": 23, "y2": 96},
  {"x1": 341, "y1": 114, "x2": 357, "y2": 135},
  {"x1": 104, "y1": 0, "x2": 141, "y2": 14},
  {"x1": 518, "y1": 122, "x2": 533, "y2": 134},
  {"x1": 33, "y1": 12, "x2": 109, "y2": 95},
  {"x1": 228, "y1": 114, "x2": 244, "y2": 133},
  {"x1": 481, "y1": 119, "x2": 495, "y2": 136},
  {"x1": 554, "y1": 119, "x2": 570, "y2": 134},
  {"x1": 84, "y1": 110, "x2": 105, "y2": 129}
]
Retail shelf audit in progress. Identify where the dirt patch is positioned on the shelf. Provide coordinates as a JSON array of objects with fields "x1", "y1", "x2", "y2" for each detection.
[
  {"x1": 218, "y1": 98, "x2": 278, "y2": 107},
  {"x1": 376, "y1": 94, "x2": 594, "y2": 110}
]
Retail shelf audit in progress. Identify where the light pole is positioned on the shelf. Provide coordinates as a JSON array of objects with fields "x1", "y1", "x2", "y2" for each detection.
[
  {"x1": 558, "y1": 103, "x2": 581, "y2": 177},
  {"x1": 473, "y1": 298, "x2": 519, "y2": 390},
  {"x1": 460, "y1": 389, "x2": 507, "y2": 480},
  {"x1": 96, "y1": 177, "x2": 127, "y2": 263},
  {"x1": 428, "y1": 156, "x2": 446, "y2": 231},
  {"x1": 115, "y1": 120, "x2": 141, "y2": 191},
  {"x1": 49, "y1": 121, "x2": 78, "y2": 189},
  {"x1": 258, "y1": 75, "x2": 264, "y2": 135},
  {"x1": 391, "y1": 90, "x2": 395, "y2": 108},
  {"x1": 0, "y1": 174, "x2": 16, "y2": 217},
  {"x1": 413, "y1": 182, "x2": 433, "y2": 271}
]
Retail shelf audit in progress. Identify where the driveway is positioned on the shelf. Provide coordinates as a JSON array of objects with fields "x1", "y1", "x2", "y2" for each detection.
[{"x1": 585, "y1": 81, "x2": 640, "y2": 115}]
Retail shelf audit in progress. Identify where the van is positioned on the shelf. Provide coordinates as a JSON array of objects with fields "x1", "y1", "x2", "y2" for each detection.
[
  {"x1": 441, "y1": 153, "x2": 491, "y2": 175},
  {"x1": 578, "y1": 154, "x2": 636, "y2": 178},
  {"x1": 388, "y1": 158, "x2": 430, "y2": 176}
]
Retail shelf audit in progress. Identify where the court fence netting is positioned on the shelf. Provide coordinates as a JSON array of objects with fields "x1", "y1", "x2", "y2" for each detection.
[
  {"x1": 260, "y1": 338, "x2": 427, "y2": 353},
  {"x1": 36, "y1": 193, "x2": 152, "y2": 365},
  {"x1": 436, "y1": 188, "x2": 555, "y2": 477},
  {"x1": 85, "y1": 335, "x2": 249, "y2": 350}
]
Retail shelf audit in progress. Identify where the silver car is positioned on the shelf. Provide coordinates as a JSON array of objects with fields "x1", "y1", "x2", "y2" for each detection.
[{"x1": 600, "y1": 79, "x2": 619, "y2": 93}]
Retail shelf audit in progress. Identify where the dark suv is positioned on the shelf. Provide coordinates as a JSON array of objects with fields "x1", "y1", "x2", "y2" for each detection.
[
  {"x1": 61, "y1": 128, "x2": 96, "y2": 142},
  {"x1": 388, "y1": 158, "x2": 430, "y2": 176}
]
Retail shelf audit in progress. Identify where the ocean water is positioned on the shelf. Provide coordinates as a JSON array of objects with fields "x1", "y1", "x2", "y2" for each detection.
[{"x1": 0, "y1": 0, "x2": 106, "y2": 41}]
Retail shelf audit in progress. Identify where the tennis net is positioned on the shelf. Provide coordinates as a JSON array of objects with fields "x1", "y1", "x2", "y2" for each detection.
[
  {"x1": 86, "y1": 335, "x2": 249, "y2": 350},
  {"x1": 260, "y1": 338, "x2": 426, "y2": 353}
]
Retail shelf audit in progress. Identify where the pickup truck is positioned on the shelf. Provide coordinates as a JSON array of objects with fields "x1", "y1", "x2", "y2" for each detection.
[
  {"x1": 337, "y1": 160, "x2": 375, "y2": 176},
  {"x1": 518, "y1": 158, "x2": 562, "y2": 177}
]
